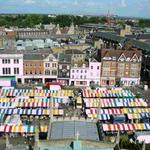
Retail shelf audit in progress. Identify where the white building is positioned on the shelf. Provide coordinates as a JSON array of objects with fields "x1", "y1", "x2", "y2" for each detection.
[
  {"x1": 0, "y1": 53, "x2": 23, "y2": 84},
  {"x1": 69, "y1": 58, "x2": 101, "y2": 86},
  {"x1": 43, "y1": 54, "x2": 58, "y2": 83}
]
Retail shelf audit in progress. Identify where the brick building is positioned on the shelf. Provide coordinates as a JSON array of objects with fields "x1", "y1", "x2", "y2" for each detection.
[
  {"x1": 101, "y1": 49, "x2": 142, "y2": 86},
  {"x1": 23, "y1": 54, "x2": 46, "y2": 84}
]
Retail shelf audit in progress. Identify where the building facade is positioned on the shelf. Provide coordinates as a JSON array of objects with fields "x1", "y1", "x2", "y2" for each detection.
[
  {"x1": 43, "y1": 54, "x2": 58, "y2": 83},
  {"x1": 0, "y1": 53, "x2": 23, "y2": 84},
  {"x1": 57, "y1": 54, "x2": 71, "y2": 85},
  {"x1": 101, "y1": 49, "x2": 142, "y2": 86},
  {"x1": 23, "y1": 54, "x2": 45, "y2": 84},
  {"x1": 69, "y1": 59, "x2": 101, "y2": 86}
]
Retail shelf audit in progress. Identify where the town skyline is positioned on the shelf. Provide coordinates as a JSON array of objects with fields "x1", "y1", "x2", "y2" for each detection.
[{"x1": 0, "y1": 0, "x2": 150, "y2": 18}]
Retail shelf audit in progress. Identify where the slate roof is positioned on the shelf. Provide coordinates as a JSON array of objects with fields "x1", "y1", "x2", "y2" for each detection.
[
  {"x1": 50, "y1": 121, "x2": 99, "y2": 141},
  {"x1": 23, "y1": 53, "x2": 49, "y2": 60},
  {"x1": 65, "y1": 49, "x2": 84, "y2": 54},
  {"x1": 126, "y1": 34, "x2": 150, "y2": 40},
  {"x1": 57, "y1": 53, "x2": 72, "y2": 63},
  {"x1": 94, "y1": 32, "x2": 150, "y2": 52},
  {"x1": 94, "y1": 32, "x2": 125, "y2": 43},
  {"x1": 101, "y1": 49, "x2": 142, "y2": 60}
]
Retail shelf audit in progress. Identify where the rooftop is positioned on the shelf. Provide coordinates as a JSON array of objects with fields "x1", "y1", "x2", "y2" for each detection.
[
  {"x1": 50, "y1": 121, "x2": 99, "y2": 141},
  {"x1": 101, "y1": 49, "x2": 142, "y2": 60}
]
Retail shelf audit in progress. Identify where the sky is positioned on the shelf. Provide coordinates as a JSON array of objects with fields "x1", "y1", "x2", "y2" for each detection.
[{"x1": 0, "y1": 0, "x2": 150, "y2": 18}]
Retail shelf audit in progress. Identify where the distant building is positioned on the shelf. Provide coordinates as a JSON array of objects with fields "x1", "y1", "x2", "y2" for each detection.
[
  {"x1": 101, "y1": 49, "x2": 142, "y2": 86},
  {"x1": 16, "y1": 29, "x2": 49, "y2": 39},
  {"x1": 0, "y1": 53, "x2": 23, "y2": 84},
  {"x1": 69, "y1": 58, "x2": 101, "y2": 86},
  {"x1": 43, "y1": 54, "x2": 58, "y2": 83},
  {"x1": 118, "y1": 25, "x2": 132, "y2": 37},
  {"x1": 23, "y1": 54, "x2": 46, "y2": 84},
  {"x1": 57, "y1": 53, "x2": 71, "y2": 85}
]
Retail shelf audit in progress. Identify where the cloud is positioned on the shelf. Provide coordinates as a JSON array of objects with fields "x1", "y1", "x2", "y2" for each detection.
[{"x1": 121, "y1": 0, "x2": 127, "y2": 7}]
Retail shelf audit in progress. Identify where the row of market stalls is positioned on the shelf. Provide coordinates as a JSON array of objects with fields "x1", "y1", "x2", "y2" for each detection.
[
  {"x1": 82, "y1": 88, "x2": 150, "y2": 134},
  {"x1": 83, "y1": 88, "x2": 135, "y2": 98},
  {"x1": 0, "y1": 125, "x2": 48, "y2": 133},
  {"x1": 0, "y1": 89, "x2": 74, "y2": 135},
  {"x1": 0, "y1": 89, "x2": 74, "y2": 97}
]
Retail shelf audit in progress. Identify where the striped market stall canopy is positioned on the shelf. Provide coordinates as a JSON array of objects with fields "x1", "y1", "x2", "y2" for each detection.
[
  {"x1": 0, "y1": 108, "x2": 64, "y2": 116},
  {"x1": 0, "y1": 97, "x2": 65, "y2": 103},
  {"x1": 83, "y1": 98, "x2": 147, "y2": 108},
  {"x1": 102, "y1": 123, "x2": 150, "y2": 132},
  {"x1": 86, "y1": 108, "x2": 150, "y2": 115},
  {"x1": 86, "y1": 108, "x2": 150, "y2": 119},
  {"x1": 82, "y1": 89, "x2": 134, "y2": 98},
  {"x1": 0, "y1": 89, "x2": 74, "y2": 97},
  {"x1": 0, "y1": 125, "x2": 47, "y2": 133}
]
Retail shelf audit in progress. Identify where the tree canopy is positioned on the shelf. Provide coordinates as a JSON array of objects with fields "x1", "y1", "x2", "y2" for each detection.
[{"x1": 0, "y1": 14, "x2": 107, "y2": 28}]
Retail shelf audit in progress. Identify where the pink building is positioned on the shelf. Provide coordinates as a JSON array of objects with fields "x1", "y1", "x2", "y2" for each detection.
[{"x1": 69, "y1": 58, "x2": 101, "y2": 86}]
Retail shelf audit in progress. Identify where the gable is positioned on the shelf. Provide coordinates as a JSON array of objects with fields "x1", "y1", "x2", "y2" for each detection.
[
  {"x1": 44, "y1": 54, "x2": 56, "y2": 62},
  {"x1": 130, "y1": 54, "x2": 139, "y2": 62},
  {"x1": 118, "y1": 53, "x2": 126, "y2": 62}
]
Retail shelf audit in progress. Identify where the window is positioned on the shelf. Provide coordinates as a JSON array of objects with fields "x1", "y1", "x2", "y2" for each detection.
[
  {"x1": 52, "y1": 70, "x2": 57, "y2": 75},
  {"x1": 125, "y1": 64, "x2": 129, "y2": 69},
  {"x1": 97, "y1": 66, "x2": 99, "y2": 70},
  {"x1": 117, "y1": 70, "x2": 124, "y2": 77},
  {"x1": 102, "y1": 70, "x2": 110, "y2": 76},
  {"x1": 14, "y1": 68, "x2": 19, "y2": 74},
  {"x1": 85, "y1": 70, "x2": 87, "y2": 73},
  {"x1": 80, "y1": 81, "x2": 83, "y2": 85},
  {"x1": 59, "y1": 65, "x2": 62, "y2": 69},
  {"x1": 130, "y1": 71, "x2": 138, "y2": 77},
  {"x1": 2, "y1": 68, "x2": 5, "y2": 74},
  {"x1": 67, "y1": 65, "x2": 69, "y2": 69},
  {"x1": 72, "y1": 70, "x2": 74, "y2": 73},
  {"x1": 8, "y1": 68, "x2": 10, "y2": 74},
  {"x1": 72, "y1": 75, "x2": 74, "y2": 79},
  {"x1": 52, "y1": 63, "x2": 56, "y2": 68},
  {"x1": 110, "y1": 71, "x2": 116, "y2": 76},
  {"x1": 2, "y1": 59, "x2": 10, "y2": 64},
  {"x1": 45, "y1": 70, "x2": 50, "y2": 75},
  {"x1": 77, "y1": 70, "x2": 79, "y2": 73},
  {"x1": 30, "y1": 71, "x2": 32, "y2": 74},
  {"x1": 84, "y1": 75, "x2": 86, "y2": 79},
  {"x1": 46, "y1": 63, "x2": 50, "y2": 67},
  {"x1": 2, "y1": 68, "x2": 11, "y2": 75},
  {"x1": 91, "y1": 66, "x2": 93, "y2": 69},
  {"x1": 103, "y1": 62, "x2": 110, "y2": 67},
  {"x1": 80, "y1": 75, "x2": 82, "y2": 79},
  {"x1": 14, "y1": 59, "x2": 19, "y2": 64},
  {"x1": 81, "y1": 70, "x2": 83, "y2": 73}
]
